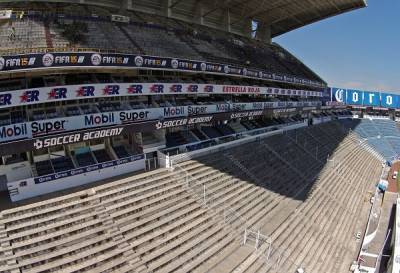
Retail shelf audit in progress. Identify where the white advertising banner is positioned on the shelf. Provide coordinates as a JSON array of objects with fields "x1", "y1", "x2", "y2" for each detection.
[
  {"x1": 0, "y1": 83, "x2": 323, "y2": 109},
  {"x1": 0, "y1": 101, "x2": 321, "y2": 143}
]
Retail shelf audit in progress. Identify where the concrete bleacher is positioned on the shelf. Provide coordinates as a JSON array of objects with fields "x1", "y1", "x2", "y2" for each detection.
[
  {"x1": 0, "y1": 121, "x2": 382, "y2": 273},
  {"x1": 177, "y1": 120, "x2": 382, "y2": 273}
]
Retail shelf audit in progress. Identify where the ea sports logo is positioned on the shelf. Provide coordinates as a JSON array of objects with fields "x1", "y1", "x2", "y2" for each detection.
[
  {"x1": 200, "y1": 62, "x2": 207, "y2": 71},
  {"x1": 334, "y1": 88, "x2": 345, "y2": 103},
  {"x1": 224, "y1": 65, "x2": 230, "y2": 74},
  {"x1": 171, "y1": 59, "x2": 179, "y2": 69},
  {"x1": 91, "y1": 54, "x2": 102, "y2": 66},
  {"x1": 135, "y1": 56, "x2": 144, "y2": 67},
  {"x1": 0, "y1": 57, "x2": 5, "y2": 70},
  {"x1": 42, "y1": 53, "x2": 54, "y2": 67}
]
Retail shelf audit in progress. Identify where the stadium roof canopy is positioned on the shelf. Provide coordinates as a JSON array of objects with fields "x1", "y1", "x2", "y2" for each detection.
[
  {"x1": 160, "y1": 0, "x2": 367, "y2": 38},
  {"x1": 1, "y1": 0, "x2": 367, "y2": 39}
]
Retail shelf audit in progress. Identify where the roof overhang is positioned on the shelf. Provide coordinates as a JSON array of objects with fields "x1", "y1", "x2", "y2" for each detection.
[{"x1": 0, "y1": 0, "x2": 367, "y2": 37}]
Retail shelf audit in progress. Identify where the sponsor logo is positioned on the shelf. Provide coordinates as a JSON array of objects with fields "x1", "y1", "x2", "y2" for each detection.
[
  {"x1": 232, "y1": 104, "x2": 246, "y2": 111},
  {"x1": 33, "y1": 128, "x2": 124, "y2": 149},
  {"x1": 170, "y1": 84, "x2": 183, "y2": 93},
  {"x1": 127, "y1": 84, "x2": 143, "y2": 94},
  {"x1": 200, "y1": 63, "x2": 207, "y2": 71},
  {"x1": 252, "y1": 102, "x2": 263, "y2": 109},
  {"x1": 223, "y1": 86, "x2": 260, "y2": 93},
  {"x1": 242, "y1": 68, "x2": 247, "y2": 76},
  {"x1": 0, "y1": 124, "x2": 28, "y2": 139},
  {"x1": 187, "y1": 85, "x2": 198, "y2": 92},
  {"x1": 334, "y1": 88, "x2": 345, "y2": 103},
  {"x1": 31, "y1": 120, "x2": 67, "y2": 136},
  {"x1": 48, "y1": 88, "x2": 67, "y2": 100},
  {"x1": 164, "y1": 107, "x2": 185, "y2": 117},
  {"x1": 91, "y1": 54, "x2": 102, "y2": 66},
  {"x1": 42, "y1": 53, "x2": 54, "y2": 67},
  {"x1": 20, "y1": 90, "x2": 39, "y2": 103},
  {"x1": 155, "y1": 116, "x2": 213, "y2": 129},
  {"x1": 188, "y1": 106, "x2": 207, "y2": 116},
  {"x1": 144, "y1": 58, "x2": 167, "y2": 67},
  {"x1": 258, "y1": 71, "x2": 263, "y2": 78},
  {"x1": 230, "y1": 111, "x2": 263, "y2": 119},
  {"x1": 101, "y1": 56, "x2": 128, "y2": 64},
  {"x1": 76, "y1": 86, "x2": 95, "y2": 97},
  {"x1": 216, "y1": 104, "x2": 230, "y2": 112},
  {"x1": 0, "y1": 57, "x2": 4, "y2": 70},
  {"x1": 263, "y1": 102, "x2": 274, "y2": 108},
  {"x1": 119, "y1": 111, "x2": 150, "y2": 123},
  {"x1": 3, "y1": 57, "x2": 35, "y2": 68},
  {"x1": 204, "y1": 85, "x2": 214, "y2": 93},
  {"x1": 134, "y1": 56, "x2": 144, "y2": 67},
  {"x1": 176, "y1": 61, "x2": 197, "y2": 70},
  {"x1": 54, "y1": 55, "x2": 85, "y2": 64},
  {"x1": 84, "y1": 113, "x2": 115, "y2": 126},
  {"x1": 0, "y1": 93, "x2": 12, "y2": 105},
  {"x1": 102, "y1": 85, "x2": 120, "y2": 95},
  {"x1": 224, "y1": 65, "x2": 230, "y2": 74},
  {"x1": 171, "y1": 59, "x2": 179, "y2": 69},
  {"x1": 150, "y1": 84, "x2": 164, "y2": 93}
]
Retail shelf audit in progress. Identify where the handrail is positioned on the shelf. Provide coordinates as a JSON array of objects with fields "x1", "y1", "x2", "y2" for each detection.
[{"x1": 0, "y1": 47, "x2": 130, "y2": 55}]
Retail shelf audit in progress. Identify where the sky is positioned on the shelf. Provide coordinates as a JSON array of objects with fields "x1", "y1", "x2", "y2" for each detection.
[{"x1": 274, "y1": 0, "x2": 400, "y2": 93}]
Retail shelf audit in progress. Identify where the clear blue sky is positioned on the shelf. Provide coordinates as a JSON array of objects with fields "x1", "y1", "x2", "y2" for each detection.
[{"x1": 274, "y1": 0, "x2": 399, "y2": 93}]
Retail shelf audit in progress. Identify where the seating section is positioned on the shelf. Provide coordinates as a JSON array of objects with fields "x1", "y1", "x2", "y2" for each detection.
[
  {"x1": 0, "y1": 10, "x2": 323, "y2": 84},
  {"x1": 191, "y1": 128, "x2": 208, "y2": 141},
  {"x1": 113, "y1": 145, "x2": 131, "y2": 159},
  {"x1": 166, "y1": 132, "x2": 187, "y2": 148},
  {"x1": 93, "y1": 149, "x2": 112, "y2": 163},
  {"x1": 76, "y1": 152, "x2": 96, "y2": 167},
  {"x1": 341, "y1": 118, "x2": 400, "y2": 161},
  {"x1": 176, "y1": 121, "x2": 382, "y2": 273},
  {"x1": 35, "y1": 160, "x2": 53, "y2": 176},
  {"x1": 0, "y1": 18, "x2": 46, "y2": 51},
  {"x1": 0, "y1": 121, "x2": 382, "y2": 273},
  {"x1": 201, "y1": 126, "x2": 223, "y2": 139},
  {"x1": 51, "y1": 157, "x2": 75, "y2": 173}
]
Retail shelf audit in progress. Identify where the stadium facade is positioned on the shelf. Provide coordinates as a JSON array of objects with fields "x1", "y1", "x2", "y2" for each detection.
[
  {"x1": 1, "y1": 1, "x2": 399, "y2": 273},
  {"x1": 0, "y1": 0, "x2": 369, "y2": 202}
]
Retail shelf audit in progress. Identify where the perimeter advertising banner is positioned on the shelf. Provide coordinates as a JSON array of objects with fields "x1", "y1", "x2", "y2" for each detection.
[
  {"x1": 330, "y1": 87, "x2": 400, "y2": 108},
  {"x1": 0, "y1": 52, "x2": 325, "y2": 87},
  {"x1": 0, "y1": 83, "x2": 322, "y2": 110},
  {"x1": 0, "y1": 101, "x2": 321, "y2": 144},
  {"x1": 0, "y1": 106, "x2": 304, "y2": 156}
]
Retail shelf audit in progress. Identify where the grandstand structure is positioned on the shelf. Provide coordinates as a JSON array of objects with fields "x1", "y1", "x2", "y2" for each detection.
[{"x1": 0, "y1": 0, "x2": 395, "y2": 273}]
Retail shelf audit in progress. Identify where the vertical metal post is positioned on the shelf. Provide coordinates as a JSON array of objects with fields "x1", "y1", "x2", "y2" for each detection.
[
  {"x1": 203, "y1": 184, "x2": 206, "y2": 205},
  {"x1": 255, "y1": 230, "x2": 260, "y2": 250}
]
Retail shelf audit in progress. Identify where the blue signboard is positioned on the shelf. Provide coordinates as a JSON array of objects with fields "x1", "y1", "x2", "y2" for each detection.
[
  {"x1": 330, "y1": 87, "x2": 400, "y2": 109},
  {"x1": 381, "y1": 93, "x2": 400, "y2": 108},
  {"x1": 34, "y1": 154, "x2": 145, "y2": 184},
  {"x1": 346, "y1": 89, "x2": 363, "y2": 105},
  {"x1": 362, "y1": 91, "x2": 380, "y2": 106},
  {"x1": 331, "y1": 87, "x2": 346, "y2": 103}
]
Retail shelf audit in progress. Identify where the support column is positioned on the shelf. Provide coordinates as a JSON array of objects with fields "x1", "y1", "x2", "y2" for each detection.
[{"x1": 256, "y1": 22, "x2": 272, "y2": 44}]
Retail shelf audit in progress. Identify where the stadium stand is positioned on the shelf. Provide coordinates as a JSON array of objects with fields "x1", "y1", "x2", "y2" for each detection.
[
  {"x1": 0, "y1": 10, "x2": 324, "y2": 84},
  {"x1": 341, "y1": 118, "x2": 400, "y2": 161},
  {"x1": 0, "y1": 121, "x2": 382, "y2": 273}
]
